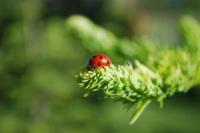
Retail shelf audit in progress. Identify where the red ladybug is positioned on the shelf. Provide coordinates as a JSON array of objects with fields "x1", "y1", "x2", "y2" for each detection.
[{"x1": 88, "y1": 54, "x2": 112, "y2": 68}]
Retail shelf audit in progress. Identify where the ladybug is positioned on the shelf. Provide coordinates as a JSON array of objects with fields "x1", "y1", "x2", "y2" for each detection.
[{"x1": 87, "y1": 54, "x2": 112, "y2": 68}]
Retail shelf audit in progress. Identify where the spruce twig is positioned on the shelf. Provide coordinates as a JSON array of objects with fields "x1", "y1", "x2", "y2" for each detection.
[
  {"x1": 66, "y1": 15, "x2": 200, "y2": 124},
  {"x1": 76, "y1": 54, "x2": 198, "y2": 124}
]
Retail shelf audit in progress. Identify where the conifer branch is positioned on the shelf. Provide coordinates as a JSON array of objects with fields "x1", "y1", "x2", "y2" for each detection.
[{"x1": 66, "y1": 15, "x2": 200, "y2": 124}]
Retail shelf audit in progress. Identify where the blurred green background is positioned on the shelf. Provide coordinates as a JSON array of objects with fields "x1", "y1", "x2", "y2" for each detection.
[{"x1": 0, "y1": 0, "x2": 200, "y2": 133}]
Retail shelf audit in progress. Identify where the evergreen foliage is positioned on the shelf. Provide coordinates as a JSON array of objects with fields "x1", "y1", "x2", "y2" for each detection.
[{"x1": 66, "y1": 15, "x2": 200, "y2": 124}]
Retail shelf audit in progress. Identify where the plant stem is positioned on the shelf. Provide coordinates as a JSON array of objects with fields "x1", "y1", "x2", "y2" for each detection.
[{"x1": 129, "y1": 99, "x2": 151, "y2": 125}]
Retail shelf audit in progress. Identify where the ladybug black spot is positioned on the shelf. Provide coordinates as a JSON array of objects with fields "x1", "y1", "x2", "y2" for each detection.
[
  {"x1": 100, "y1": 56, "x2": 103, "y2": 59},
  {"x1": 107, "y1": 61, "x2": 109, "y2": 65},
  {"x1": 98, "y1": 63, "x2": 101, "y2": 66}
]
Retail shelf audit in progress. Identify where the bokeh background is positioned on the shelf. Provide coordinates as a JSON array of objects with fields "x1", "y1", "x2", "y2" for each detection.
[{"x1": 0, "y1": 0, "x2": 200, "y2": 133}]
